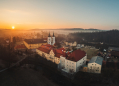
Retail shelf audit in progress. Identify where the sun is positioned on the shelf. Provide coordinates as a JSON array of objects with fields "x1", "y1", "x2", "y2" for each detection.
[{"x1": 12, "y1": 26, "x2": 15, "y2": 29}]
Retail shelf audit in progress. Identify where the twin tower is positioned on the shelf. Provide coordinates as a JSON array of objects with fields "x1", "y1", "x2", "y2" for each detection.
[{"x1": 47, "y1": 32, "x2": 55, "y2": 45}]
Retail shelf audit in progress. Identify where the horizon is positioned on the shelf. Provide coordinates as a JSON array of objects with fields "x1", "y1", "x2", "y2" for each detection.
[{"x1": 0, "y1": 0, "x2": 119, "y2": 30}]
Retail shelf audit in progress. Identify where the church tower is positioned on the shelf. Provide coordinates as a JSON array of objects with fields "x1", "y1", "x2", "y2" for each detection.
[
  {"x1": 47, "y1": 32, "x2": 51, "y2": 45},
  {"x1": 52, "y1": 32, "x2": 55, "y2": 45}
]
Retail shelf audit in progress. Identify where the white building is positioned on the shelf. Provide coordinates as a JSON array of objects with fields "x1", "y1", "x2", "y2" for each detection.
[
  {"x1": 65, "y1": 41, "x2": 77, "y2": 47},
  {"x1": 47, "y1": 32, "x2": 55, "y2": 45},
  {"x1": 88, "y1": 56, "x2": 103, "y2": 74},
  {"x1": 36, "y1": 44, "x2": 66, "y2": 64},
  {"x1": 59, "y1": 49, "x2": 87, "y2": 74}
]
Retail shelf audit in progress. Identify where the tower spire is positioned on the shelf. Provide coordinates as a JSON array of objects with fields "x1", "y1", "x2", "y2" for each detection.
[
  {"x1": 48, "y1": 32, "x2": 51, "y2": 37},
  {"x1": 53, "y1": 31, "x2": 55, "y2": 37}
]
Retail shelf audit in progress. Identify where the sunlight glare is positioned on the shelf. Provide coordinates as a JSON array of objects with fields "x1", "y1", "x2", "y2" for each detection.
[{"x1": 12, "y1": 26, "x2": 15, "y2": 29}]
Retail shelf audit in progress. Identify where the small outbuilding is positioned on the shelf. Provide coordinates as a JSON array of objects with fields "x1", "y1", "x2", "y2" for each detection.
[{"x1": 88, "y1": 56, "x2": 103, "y2": 73}]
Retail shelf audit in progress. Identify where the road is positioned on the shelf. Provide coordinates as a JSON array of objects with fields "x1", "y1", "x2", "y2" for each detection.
[{"x1": 0, "y1": 55, "x2": 27, "y2": 73}]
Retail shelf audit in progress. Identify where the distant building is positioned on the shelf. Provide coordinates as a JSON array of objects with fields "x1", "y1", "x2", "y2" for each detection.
[
  {"x1": 108, "y1": 47, "x2": 119, "y2": 52},
  {"x1": 88, "y1": 56, "x2": 103, "y2": 73},
  {"x1": 111, "y1": 51, "x2": 119, "y2": 58},
  {"x1": 10, "y1": 36, "x2": 13, "y2": 43},
  {"x1": 23, "y1": 39, "x2": 47, "y2": 50},
  {"x1": 65, "y1": 41, "x2": 77, "y2": 47},
  {"x1": 14, "y1": 44, "x2": 26, "y2": 51},
  {"x1": 108, "y1": 47, "x2": 119, "y2": 58},
  {"x1": 76, "y1": 44, "x2": 84, "y2": 49}
]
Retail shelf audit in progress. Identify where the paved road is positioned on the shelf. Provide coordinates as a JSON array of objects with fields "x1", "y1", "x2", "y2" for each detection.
[{"x1": 0, "y1": 55, "x2": 27, "y2": 73}]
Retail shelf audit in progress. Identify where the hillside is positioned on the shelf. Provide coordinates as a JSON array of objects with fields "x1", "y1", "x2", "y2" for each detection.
[
  {"x1": 0, "y1": 68, "x2": 59, "y2": 86},
  {"x1": 68, "y1": 30, "x2": 119, "y2": 46}
]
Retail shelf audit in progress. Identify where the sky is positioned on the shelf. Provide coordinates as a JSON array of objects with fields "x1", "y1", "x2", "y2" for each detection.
[{"x1": 0, "y1": 0, "x2": 119, "y2": 30}]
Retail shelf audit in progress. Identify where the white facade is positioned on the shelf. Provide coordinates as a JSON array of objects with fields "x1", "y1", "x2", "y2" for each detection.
[
  {"x1": 88, "y1": 63, "x2": 102, "y2": 73},
  {"x1": 87, "y1": 56, "x2": 103, "y2": 74},
  {"x1": 59, "y1": 54, "x2": 87, "y2": 74},
  {"x1": 47, "y1": 33, "x2": 55, "y2": 45},
  {"x1": 52, "y1": 37, "x2": 55, "y2": 45},
  {"x1": 36, "y1": 49, "x2": 60, "y2": 64},
  {"x1": 65, "y1": 41, "x2": 77, "y2": 47},
  {"x1": 47, "y1": 37, "x2": 52, "y2": 45}
]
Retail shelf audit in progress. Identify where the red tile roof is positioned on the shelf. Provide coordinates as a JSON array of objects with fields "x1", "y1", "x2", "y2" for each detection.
[
  {"x1": 43, "y1": 38, "x2": 47, "y2": 40},
  {"x1": 66, "y1": 49, "x2": 86, "y2": 62},
  {"x1": 37, "y1": 45, "x2": 86, "y2": 62},
  {"x1": 37, "y1": 44, "x2": 53, "y2": 54},
  {"x1": 41, "y1": 44, "x2": 54, "y2": 48},
  {"x1": 37, "y1": 47, "x2": 51, "y2": 54},
  {"x1": 53, "y1": 48, "x2": 66, "y2": 58},
  {"x1": 14, "y1": 44, "x2": 26, "y2": 50}
]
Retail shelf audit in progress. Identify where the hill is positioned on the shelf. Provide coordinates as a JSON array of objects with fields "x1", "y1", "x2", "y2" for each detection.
[{"x1": 68, "y1": 30, "x2": 119, "y2": 46}]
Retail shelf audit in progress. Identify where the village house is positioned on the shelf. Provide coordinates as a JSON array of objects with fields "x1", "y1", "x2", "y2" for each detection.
[
  {"x1": 59, "y1": 49, "x2": 87, "y2": 74},
  {"x1": 108, "y1": 47, "x2": 119, "y2": 52},
  {"x1": 14, "y1": 44, "x2": 26, "y2": 51},
  {"x1": 76, "y1": 44, "x2": 84, "y2": 49},
  {"x1": 65, "y1": 41, "x2": 77, "y2": 47},
  {"x1": 88, "y1": 56, "x2": 103, "y2": 73},
  {"x1": 23, "y1": 39, "x2": 47, "y2": 51}
]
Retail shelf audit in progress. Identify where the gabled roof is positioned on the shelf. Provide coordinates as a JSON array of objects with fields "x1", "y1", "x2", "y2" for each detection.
[
  {"x1": 24, "y1": 39, "x2": 47, "y2": 44},
  {"x1": 53, "y1": 48, "x2": 66, "y2": 58},
  {"x1": 37, "y1": 47, "x2": 51, "y2": 54},
  {"x1": 88, "y1": 56, "x2": 103, "y2": 65},
  {"x1": 41, "y1": 44, "x2": 54, "y2": 48},
  {"x1": 43, "y1": 38, "x2": 47, "y2": 40},
  {"x1": 14, "y1": 44, "x2": 26, "y2": 50},
  {"x1": 37, "y1": 44, "x2": 53, "y2": 54},
  {"x1": 66, "y1": 49, "x2": 86, "y2": 62}
]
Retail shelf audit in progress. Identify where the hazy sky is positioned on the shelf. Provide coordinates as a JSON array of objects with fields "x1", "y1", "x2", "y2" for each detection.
[{"x1": 0, "y1": 0, "x2": 119, "y2": 30}]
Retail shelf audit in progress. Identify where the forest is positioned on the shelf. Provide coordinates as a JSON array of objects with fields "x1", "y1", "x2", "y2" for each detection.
[{"x1": 68, "y1": 30, "x2": 119, "y2": 46}]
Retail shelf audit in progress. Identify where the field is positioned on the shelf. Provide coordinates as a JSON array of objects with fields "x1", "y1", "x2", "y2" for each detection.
[{"x1": 80, "y1": 47, "x2": 99, "y2": 60}]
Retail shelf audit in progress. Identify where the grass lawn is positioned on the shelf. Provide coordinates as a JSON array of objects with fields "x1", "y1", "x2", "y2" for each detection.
[{"x1": 80, "y1": 48, "x2": 99, "y2": 60}]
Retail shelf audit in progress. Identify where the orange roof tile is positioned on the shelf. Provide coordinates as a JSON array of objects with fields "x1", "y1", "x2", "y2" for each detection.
[
  {"x1": 37, "y1": 44, "x2": 53, "y2": 54},
  {"x1": 14, "y1": 44, "x2": 26, "y2": 50}
]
